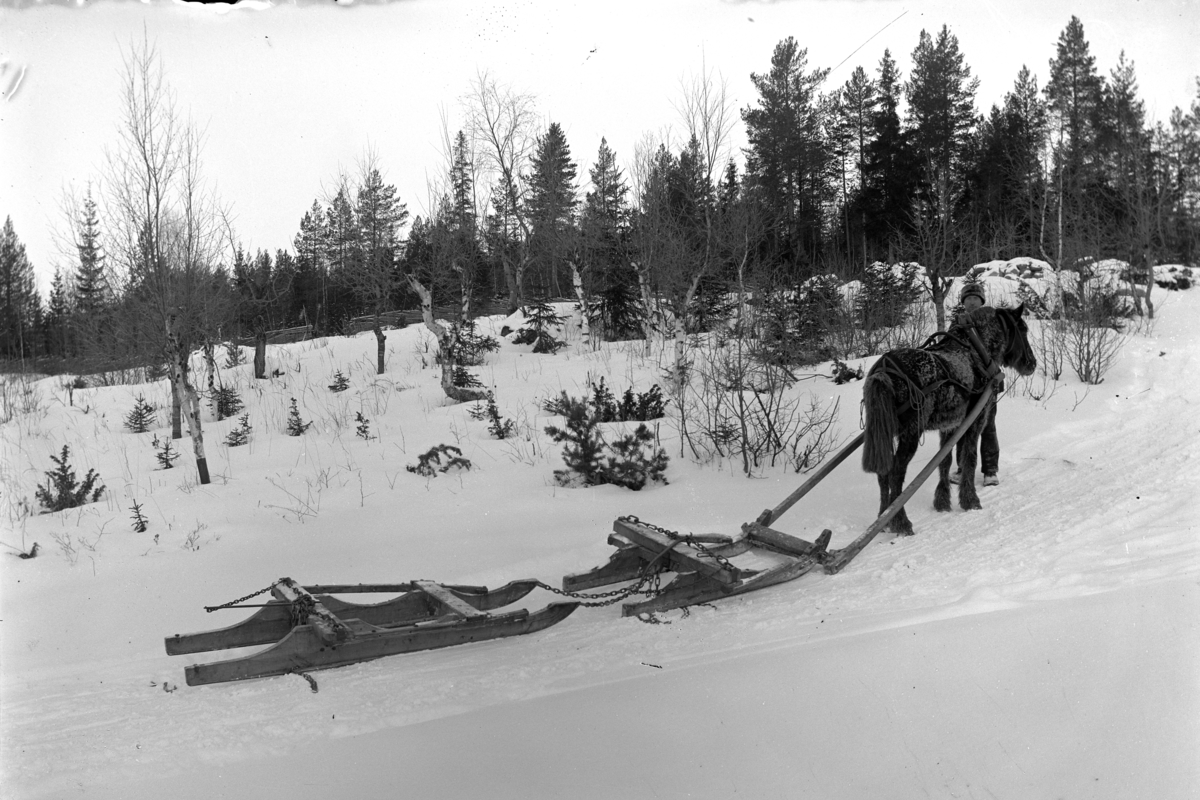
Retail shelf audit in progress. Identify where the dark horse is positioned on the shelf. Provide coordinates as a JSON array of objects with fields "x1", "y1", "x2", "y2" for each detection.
[{"x1": 861, "y1": 305, "x2": 1037, "y2": 535}]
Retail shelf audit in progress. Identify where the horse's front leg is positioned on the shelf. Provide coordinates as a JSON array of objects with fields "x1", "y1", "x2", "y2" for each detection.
[
  {"x1": 934, "y1": 430, "x2": 954, "y2": 512},
  {"x1": 886, "y1": 428, "x2": 920, "y2": 535},
  {"x1": 957, "y1": 417, "x2": 984, "y2": 511}
]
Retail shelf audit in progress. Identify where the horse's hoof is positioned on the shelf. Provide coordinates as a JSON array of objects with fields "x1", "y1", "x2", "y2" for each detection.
[
  {"x1": 960, "y1": 497, "x2": 983, "y2": 511},
  {"x1": 934, "y1": 496, "x2": 952, "y2": 512}
]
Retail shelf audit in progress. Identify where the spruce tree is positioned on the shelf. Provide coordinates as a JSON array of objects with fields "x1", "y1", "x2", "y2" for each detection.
[
  {"x1": 863, "y1": 49, "x2": 918, "y2": 255},
  {"x1": 44, "y1": 268, "x2": 71, "y2": 358},
  {"x1": 73, "y1": 187, "x2": 108, "y2": 319},
  {"x1": 525, "y1": 121, "x2": 579, "y2": 297},
  {"x1": 447, "y1": 131, "x2": 489, "y2": 312},
  {"x1": 581, "y1": 138, "x2": 640, "y2": 340}
]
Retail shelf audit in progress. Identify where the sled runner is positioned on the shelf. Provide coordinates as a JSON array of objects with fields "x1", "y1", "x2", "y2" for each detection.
[
  {"x1": 166, "y1": 578, "x2": 578, "y2": 686},
  {"x1": 564, "y1": 516, "x2": 828, "y2": 616}
]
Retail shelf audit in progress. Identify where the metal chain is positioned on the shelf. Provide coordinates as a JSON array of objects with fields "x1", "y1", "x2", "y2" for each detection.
[
  {"x1": 532, "y1": 557, "x2": 668, "y2": 608},
  {"x1": 204, "y1": 580, "x2": 282, "y2": 613},
  {"x1": 619, "y1": 514, "x2": 742, "y2": 576}
]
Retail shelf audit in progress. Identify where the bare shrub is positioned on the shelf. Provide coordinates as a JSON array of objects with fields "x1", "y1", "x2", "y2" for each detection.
[
  {"x1": 1065, "y1": 319, "x2": 1127, "y2": 385},
  {"x1": 1032, "y1": 319, "x2": 1067, "y2": 381},
  {"x1": 0, "y1": 375, "x2": 44, "y2": 424},
  {"x1": 679, "y1": 339, "x2": 841, "y2": 476},
  {"x1": 1063, "y1": 286, "x2": 1129, "y2": 385}
]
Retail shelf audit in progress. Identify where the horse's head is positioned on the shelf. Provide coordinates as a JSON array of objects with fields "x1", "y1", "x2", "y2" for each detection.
[{"x1": 993, "y1": 304, "x2": 1037, "y2": 376}]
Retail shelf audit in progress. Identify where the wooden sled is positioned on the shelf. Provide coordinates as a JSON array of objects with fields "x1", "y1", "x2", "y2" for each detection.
[
  {"x1": 166, "y1": 578, "x2": 578, "y2": 686},
  {"x1": 572, "y1": 330, "x2": 1006, "y2": 614},
  {"x1": 564, "y1": 517, "x2": 830, "y2": 616}
]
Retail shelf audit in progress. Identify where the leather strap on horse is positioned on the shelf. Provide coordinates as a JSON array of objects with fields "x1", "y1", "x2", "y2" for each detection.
[{"x1": 875, "y1": 315, "x2": 1001, "y2": 418}]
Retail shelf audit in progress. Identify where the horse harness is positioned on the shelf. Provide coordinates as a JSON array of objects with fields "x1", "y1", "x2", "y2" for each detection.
[{"x1": 874, "y1": 320, "x2": 1003, "y2": 418}]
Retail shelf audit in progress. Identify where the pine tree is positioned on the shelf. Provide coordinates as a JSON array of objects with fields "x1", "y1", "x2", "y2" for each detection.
[
  {"x1": 741, "y1": 37, "x2": 832, "y2": 273},
  {"x1": 906, "y1": 25, "x2": 980, "y2": 221},
  {"x1": 351, "y1": 162, "x2": 408, "y2": 373},
  {"x1": 0, "y1": 216, "x2": 39, "y2": 360},
  {"x1": 323, "y1": 187, "x2": 360, "y2": 332},
  {"x1": 835, "y1": 66, "x2": 879, "y2": 266},
  {"x1": 293, "y1": 199, "x2": 328, "y2": 330},
  {"x1": 1045, "y1": 16, "x2": 1106, "y2": 182}
]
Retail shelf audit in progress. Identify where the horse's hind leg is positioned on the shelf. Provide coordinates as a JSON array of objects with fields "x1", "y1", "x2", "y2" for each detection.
[
  {"x1": 886, "y1": 427, "x2": 920, "y2": 535},
  {"x1": 957, "y1": 418, "x2": 984, "y2": 511},
  {"x1": 934, "y1": 430, "x2": 954, "y2": 512}
]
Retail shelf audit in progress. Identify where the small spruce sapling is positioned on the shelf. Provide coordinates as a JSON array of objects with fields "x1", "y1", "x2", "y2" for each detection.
[
  {"x1": 225, "y1": 414, "x2": 252, "y2": 446},
  {"x1": 223, "y1": 342, "x2": 246, "y2": 368},
  {"x1": 130, "y1": 501, "x2": 149, "y2": 533},
  {"x1": 35, "y1": 446, "x2": 106, "y2": 512},
  {"x1": 152, "y1": 434, "x2": 181, "y2": 469},
  {"x1": 286, "y1": 398, "x2": 312, "y2": 436},
  {"x1": 469, "y1": 393, "x2": 515, "y2": 439},
  {"x1": 453, "y1": 321, "x2": 501, "y2": 366},
  {"x1": 124, "y1": 395, "x2": 157, "y2": 433},
  {"x1": 513, "y1": 299, "x2": 567, "y2": 353},
  {"x1": 210, "y1": 385, "x2": 244, "y2": 420},
  {"x1": 355, "y1": 411, "x2": 372, "y2": 440},
  {"x1": 452, "y1": 366, "x2": 484, "y2": 390},
  {"x1": 618, "y1": 384, "x2": 667, "y2": 421},
  {"x1": 406, "y1": 444, "x2": 473, "y2": 477},
  {"x1": 328, "y1": 370, "x2": 350, "y2": 392},
  {"x1": 590, "y1": 378, "x2": 619, "y2": 422}
]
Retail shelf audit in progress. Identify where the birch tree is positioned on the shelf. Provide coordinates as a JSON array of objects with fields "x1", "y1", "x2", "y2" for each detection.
[{"x1": 103, "y1": 35, "x2": 227, "y2": 485}]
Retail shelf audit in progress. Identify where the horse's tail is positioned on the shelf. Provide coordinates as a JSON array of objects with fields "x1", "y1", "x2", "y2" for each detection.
[{"x1": 861, "y1": 366, "x2": 897, "y2": 475}]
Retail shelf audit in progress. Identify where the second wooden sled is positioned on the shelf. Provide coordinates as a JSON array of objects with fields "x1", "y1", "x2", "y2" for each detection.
[
  {"x1": 564, "y1": 517, "x2": 831, "y2": 616},
  {"x1": 166, "y1": 577, "x2": 578, "y2": 686}
]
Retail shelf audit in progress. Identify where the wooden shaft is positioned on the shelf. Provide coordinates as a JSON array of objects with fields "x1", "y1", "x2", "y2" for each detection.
[
  {"x1": 824, "y1": 384, "x2": 995, "y2": 574},
  {"x1": 756, "y1": 432, "x2": 865, "y2": 527}
]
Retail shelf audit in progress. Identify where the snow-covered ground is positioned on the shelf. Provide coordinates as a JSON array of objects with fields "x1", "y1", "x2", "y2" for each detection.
[{"x1": 2, "y1": 287, "x2": 1198, "y2": 799}]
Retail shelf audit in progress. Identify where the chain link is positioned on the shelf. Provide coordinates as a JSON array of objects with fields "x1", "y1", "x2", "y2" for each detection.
[
  {"x1": 619, "y1": 514, "x2": 742, "y2": 577},
  {"x1": 204, "y1": 580, "x2": 282, "y2": 613}
]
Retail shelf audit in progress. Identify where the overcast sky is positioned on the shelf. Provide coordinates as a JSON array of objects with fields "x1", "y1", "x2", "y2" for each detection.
[{"x1": 2, "y1": 0, "x2": 1198, "y2": 292}]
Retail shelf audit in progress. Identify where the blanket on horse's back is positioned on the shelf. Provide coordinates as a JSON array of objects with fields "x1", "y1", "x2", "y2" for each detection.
[{"x1": 868, "y1": 308, "x2": 1002, "y2": 431}]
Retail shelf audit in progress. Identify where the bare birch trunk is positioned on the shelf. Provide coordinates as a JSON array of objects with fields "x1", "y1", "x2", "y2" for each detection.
[
  {"x1": 635, "y1": 265, "x2": 655, "y2": 356},
  {"x1": 373, "y1": 315, "x2": 386, "y2": 375},
  {"x1": 254, "y1": 323, "x2": 267, "y2": 379},
  {"x1": 674, "y1": 272, "x2": 705, "y2": 395},
  {"x1": 408, "y1": 275, "x2": 486, "y2": 403},
  {"x1": 167, "y1": 313, "x2": 210, "y2": 485},
  {"x1": 570, "y1": 261, "x2": 591, "y2": 346}
]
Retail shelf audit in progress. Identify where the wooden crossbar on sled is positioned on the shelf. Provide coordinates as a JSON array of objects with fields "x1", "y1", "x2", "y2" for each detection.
[
  {"x1": 564, "y1": 518, "x2": 832, "y2": 616},
  {"x1": 166, "y1": 578, "x2": 578, "y2": 686}
]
